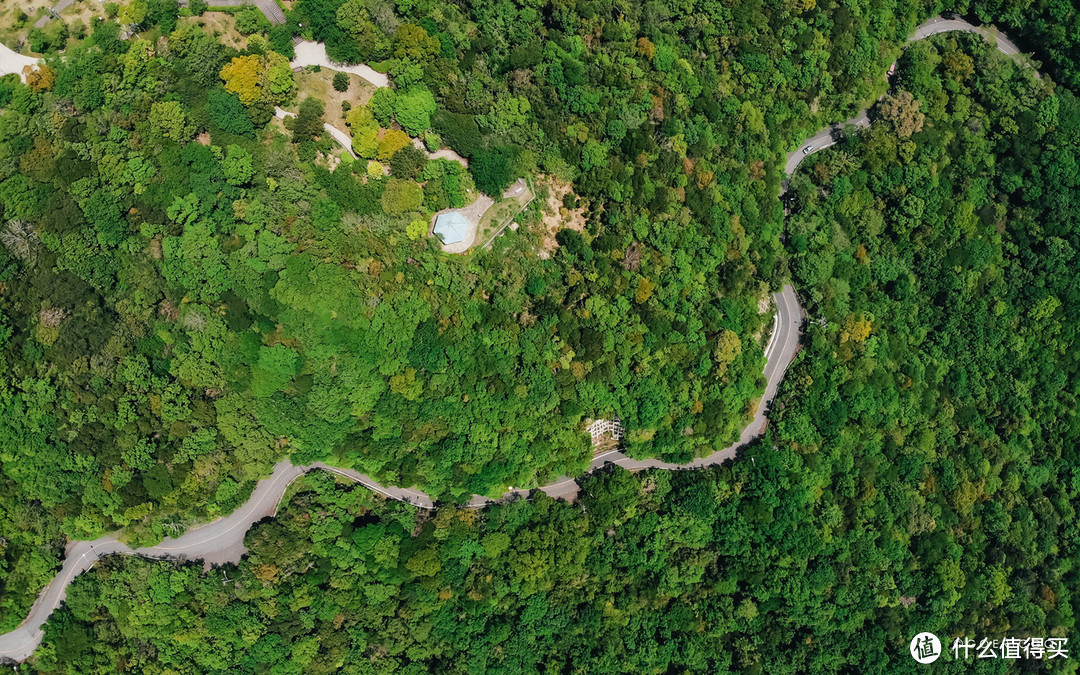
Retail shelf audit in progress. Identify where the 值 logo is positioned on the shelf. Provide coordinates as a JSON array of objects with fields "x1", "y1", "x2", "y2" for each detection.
[{"x1": 910, "y1": 632, "x2": 942, "y2": 664}]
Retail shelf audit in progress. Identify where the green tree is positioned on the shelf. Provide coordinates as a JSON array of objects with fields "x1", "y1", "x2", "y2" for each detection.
[
  {"x1": 234, "y1": 5, "x2": 262, "y2": 34},
  {"x1": 222, "y1": 144, "x2": 254, "y2": 186},
  {"x1": 161, "y1": 221, "x2": 229, "y2": 302},
  {"x1": 380, "y1": 178, "x2": 422, "y2": 214},
  {"x1": 389, "y1": 143, "x2": 427, "y2": 179},
  {"x1": 393, "y1": 86, "x2": 437, "y2": 136},
  {"x1": 148, "y1": 101, "x2": 193, "y2": 143},
  {"x1": 368, "y1": 87, "x2": 396, "y2": 126},
  {"x1": 207, "y1": 88, "x2": 255, "y2": 137},
  {"x1": 250, "y1": 344, "x2": 301, "y2": 397},
  {"x1": 292, "y1": 97, "x2": 326, "y2": 144},
  {"x1": 471, "y1": 147, "x2": 516, "y2": 196}
]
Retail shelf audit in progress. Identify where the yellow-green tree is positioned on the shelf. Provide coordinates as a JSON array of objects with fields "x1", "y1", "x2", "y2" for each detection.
[
  {"x1": 220, "y1": 52, "x2": 293, "y2": 107},
  {"x1": 347, "y1": 106, "x2": 379, "y2": 158},
  {"x1": 377, "y1": 129, "x2": 411, "y2": 161},
  {"x1": 119, "y1": 0, "x2": 147, "y2": 25},
  {"x1": 149, "y1": 101, "x2": 194, "y2": 143},
  {"x1": 713, "y1": 329, "x2": 742, "y2": 376}
]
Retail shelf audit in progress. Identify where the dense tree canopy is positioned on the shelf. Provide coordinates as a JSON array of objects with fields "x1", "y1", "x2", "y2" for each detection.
[{"x1": 0, "y1": 0, "x2": 1078, "y2": 669}]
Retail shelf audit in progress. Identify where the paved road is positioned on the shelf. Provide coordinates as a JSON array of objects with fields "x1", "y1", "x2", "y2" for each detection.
[
  {"x1": 912, "y1": 17, "x2": 1022, "y2": 55},
  {"x1": 466, "y1": 284, "x2": 803, "y2": 505},
  {"x1": 0, "y1": 461, "x2": 302, "y2": 663},
  {"x1": 785, "y1": 16, "x2": 1035, "y2": 179},
  {"x1": 0, "y1": 42, "x2": 39, "y2": 82},
  {"x1": 291, "y1": 41, "x2": 388, "y2": 88},
  {"x1": 34, "y1": 0, "x2": 73, "y2": 28},
  {"x1": 0, "y1": 460, "x2": 431, "y2": 663},
  {"x1": 0, "y1": 14, "x2": 1040, "y2": 665},
  {"x1": 0, "y1": 284, "x2": 800, "y2": 663}
]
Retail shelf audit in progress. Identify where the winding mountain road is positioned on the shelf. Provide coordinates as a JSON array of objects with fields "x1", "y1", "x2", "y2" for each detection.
[
  {"x1": 465, "y1": 285, "x2": 804, "y2": 505},
  {"x1": 0, "y1": 284, "x2": 799, "y2": 663},
  {"x1": 785, "y1": 16, "x2": 1033, "y2": 178},
  {"x1": 0, "y1": 285, "x2": 796, "y2": 662},
  {"x1": 0, "y1": 14, "x2": 1040, "y2": 665}
]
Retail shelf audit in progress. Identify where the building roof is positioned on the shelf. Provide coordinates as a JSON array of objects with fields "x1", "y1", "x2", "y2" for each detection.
[{"x1": 433, "y1": 211, "x2": 469, "y2": 245}]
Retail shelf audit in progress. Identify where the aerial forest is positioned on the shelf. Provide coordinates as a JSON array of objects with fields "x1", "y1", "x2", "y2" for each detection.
[{"x1": 0, "y1": 0, "x2": 1077, "y2": 669}]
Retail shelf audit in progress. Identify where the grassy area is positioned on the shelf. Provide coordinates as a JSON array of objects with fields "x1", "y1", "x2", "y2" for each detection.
[
  {"x1": 176, "y1": 13, "x2": 247, "y2": 50},
  {"x1": 2, "y1": 0, "x2": 121, "y2": 55},
  {"x1": 0, "y1": 0, "x2": 53, "y2": 52},
  {"x1": 56, "y1": 0, "x2": 105, "y2": 37},
  {"x1": 476, "y1": 201, "x2": 521, "y2": 244},
  {"x1": 283, "y1": 67, "x2": 376, "y2": 137},
  {"x1": 475, "y1": 183, "x2": 533, "y2": 248}
]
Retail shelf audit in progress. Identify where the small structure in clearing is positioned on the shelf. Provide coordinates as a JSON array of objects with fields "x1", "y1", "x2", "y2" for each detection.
[
  {"x1": 433, "y1": 211, "x2": 470, "y2": 245},
  {"x1": 588, "y1": 416, "x2": 624, "y2": 451}
]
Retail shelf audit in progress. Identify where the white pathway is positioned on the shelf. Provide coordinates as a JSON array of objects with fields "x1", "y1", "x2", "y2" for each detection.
[
  {"x1": 0, "y1": 42, "x2": 39, "y2": 82},
  {"x1": 288, "y1": 44, "x2": 469, "y2": 167},
  {"x1": 274, "y1": 106, "x2": 358, "y2": 158},
  {"x1": 291, "y1": 41, "x2": 388, "y2": 89}
]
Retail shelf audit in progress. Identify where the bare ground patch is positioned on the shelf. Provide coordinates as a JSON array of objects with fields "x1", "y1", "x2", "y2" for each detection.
[{"x1": 537, "y1": 175, "x2": 587, "y2": 258}]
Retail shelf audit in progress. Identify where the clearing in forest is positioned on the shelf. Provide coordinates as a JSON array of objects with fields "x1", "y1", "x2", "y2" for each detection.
[
  {"x1": 176, "y1": 13, "x2": 249, "y2": 50},
  {"x1": 537, "y1": 176, "x2": 587, "y2": 257},
  {"x1": 432, "y1": 193, "x2": 494, "y2": 254},
  {"x1": 0, "y1": 0, "x2": 52, "y2": 50},
  {"x1": 477, "y1": 179, "x2": 533, "y2": 248},
  {"x1": 283, "y1": 67, "x2": 377, "y2": 138}
]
